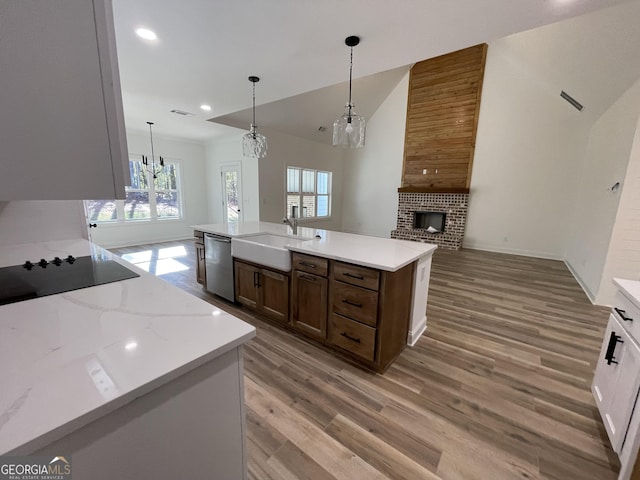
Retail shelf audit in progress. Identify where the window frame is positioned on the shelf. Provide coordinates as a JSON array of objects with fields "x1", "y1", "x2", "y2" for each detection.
[
  {"x1": 85, "y1": 156, "x2": 184, "y2": 225},
  {"x1": 285, "y1": 166, "x2": 332, "y2": 221}
]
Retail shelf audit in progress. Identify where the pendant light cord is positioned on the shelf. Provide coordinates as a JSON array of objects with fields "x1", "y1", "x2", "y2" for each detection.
[
  {"x1": 252, "y1": 81, "x2": 256, "y2": 132},
  {"x1": 148, "y1": 122, "x2": 156, "y2": 165},
  {"x1": 348, "y1": 46, "x2": 353, "y2": 118}
]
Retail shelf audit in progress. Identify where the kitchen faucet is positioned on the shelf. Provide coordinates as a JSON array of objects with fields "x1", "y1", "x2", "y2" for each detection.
[
  {"x1": 283, "y1": 216, "x2": 298, "y2": 235},
  {"x1": 283, "y1": 206, "x2": 298, "y2": 235}
]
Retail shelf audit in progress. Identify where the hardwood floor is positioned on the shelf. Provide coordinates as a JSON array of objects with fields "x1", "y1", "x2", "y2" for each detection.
[{"x1": 110, "y1": 240, "x2": 619, "y2": 479}]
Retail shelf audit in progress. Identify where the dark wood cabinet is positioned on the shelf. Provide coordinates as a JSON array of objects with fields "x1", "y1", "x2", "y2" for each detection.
[
  {"x1": 234, "y1": 260, "x2": 289, "y2": 323},
  {"x1": 234, "y1": 251, "x2": 414, "y2": 373},
  {"x1": 328, "y1": 259, "x2": 414, "y2": 372},
  {"x1": 194, "y1": 230, "x2": 206, "y2": 286},
  {"x1": 329, "y1": 312, "x2": 376, "y2": 361},
  {"x1": 292, "y1": 270, "x2": 328, "y2": 340},
  {"x1": 331, "y1": 281, "x2": 378, "y2": 327},
  {"x1": 291, "y1": 253, "x2": 329, "y2": 339},
  {"x1": 260, "y1": 268, "x2": 289, "y2": 325},
  {"x1": 234, "y1": 261, "x2": 259, "y2": 309}
]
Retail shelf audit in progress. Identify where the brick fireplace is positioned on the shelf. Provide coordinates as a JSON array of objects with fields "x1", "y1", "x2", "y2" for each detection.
[{"x1": 391, "y1": 192, "x2": 469, "y2": 249}]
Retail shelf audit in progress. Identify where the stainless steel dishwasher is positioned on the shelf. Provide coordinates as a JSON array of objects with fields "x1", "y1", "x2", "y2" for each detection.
[{"x1": 204, "y1": 233, "x2": 234, "y2": 302}]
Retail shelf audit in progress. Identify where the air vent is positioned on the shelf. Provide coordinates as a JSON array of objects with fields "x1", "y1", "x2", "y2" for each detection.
[
  {"x1": 560, "y1": 91, "x2": 584, "y2": 112},
  {"x1": 170, "y1": 109, "x2": 194, "y2": 116}
]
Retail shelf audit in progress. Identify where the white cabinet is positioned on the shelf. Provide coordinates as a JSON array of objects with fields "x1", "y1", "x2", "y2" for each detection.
[
  {"x1": 592, "y1": 313, "x2": 640, "y2": 453},
  {"x1": 33, "y1": 348, "x2": 248, "y2": 480},
  {"x1": 0, "y1": 0, "x2": 129, "y2": 200}
]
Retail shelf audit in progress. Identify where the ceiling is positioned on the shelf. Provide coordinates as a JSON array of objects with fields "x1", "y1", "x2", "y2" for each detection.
[
  {"x1": 495, "y1": 0, "x2": 640, "y2": 123},
  {"x1": 208, "y1": 66, "x2": 410, "y2": 145},
  {"x1": 111, "y1": 0, "x2": 637, "y2": 142}
]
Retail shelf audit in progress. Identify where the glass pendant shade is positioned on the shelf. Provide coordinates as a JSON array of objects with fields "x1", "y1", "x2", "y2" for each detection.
[
  {"x1": 243, "y1": 76, "x2": 267, "y2": 158},
  {"x1": 333, "y1": 35, "x2": 365, "y2": 149},
  {"x1": 333, "y1": 103, "x2": 365, "y2": 148},
  {"x1": 242, "y1": 125, "x2": 268, "y2": 158}
]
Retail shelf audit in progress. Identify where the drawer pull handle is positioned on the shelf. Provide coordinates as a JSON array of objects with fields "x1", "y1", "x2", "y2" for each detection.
[
  {"x1": 605, "y1": 331, "x2": 624, "y2": 365},
  {"x1": 340, "y1": 332, "x2": 361, "y2": 344},
  {"x1": 299, "y1": 262, "x2": 316, "y2": 268},
  {"x1": 300, "y1": 274, "x2": 316, "y2": 281},
  {"x1": 342, "y1": 299, "x2": 363, "y2": 308},
  {"x1": 615, "y1": 307, "x2": 633, "y2": 322},
  {"x1": 343, "y1": 272, "x2": 364, "y2": 280}
]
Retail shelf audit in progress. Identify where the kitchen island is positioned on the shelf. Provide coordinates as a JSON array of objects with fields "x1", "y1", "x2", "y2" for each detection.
[
  {"x1": 0, "y1": 239, "x2": 255, "y2": 479},
  {"x1": 193, "y1": 222, "x2": 437, "y2": 370}
]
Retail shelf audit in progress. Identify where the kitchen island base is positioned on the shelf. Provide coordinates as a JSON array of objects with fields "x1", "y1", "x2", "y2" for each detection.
[
  {"x1": 235, "y1": 254, "x2": 415, "y2": 373},
  {"x1": 32, "y1": 347, "x2": 248, "y2": 480}
]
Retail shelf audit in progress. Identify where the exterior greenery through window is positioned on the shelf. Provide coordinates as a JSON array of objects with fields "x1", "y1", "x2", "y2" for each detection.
[
  {"x1": 86, "y1": 158, "x2": 182, "y2": 223},
  {"x1": 286, "y1": 167, "x2": 331, "y2": 219}
]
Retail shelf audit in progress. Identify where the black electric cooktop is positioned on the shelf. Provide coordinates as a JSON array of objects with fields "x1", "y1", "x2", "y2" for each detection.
[{"x1": 0, "y1": 255, "x2": 140, "y2": 306}]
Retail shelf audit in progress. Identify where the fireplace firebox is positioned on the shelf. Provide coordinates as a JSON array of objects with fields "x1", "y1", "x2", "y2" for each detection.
[{"x1": 414, "y1": 211, "x2": 446, "y2": 233}]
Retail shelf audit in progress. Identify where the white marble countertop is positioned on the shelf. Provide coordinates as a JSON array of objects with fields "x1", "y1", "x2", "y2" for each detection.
[
  {"x1": 614, "y1": 278, "x2": 640, "y2": 311},
  {"x1": 192, "y1": 222, "x2": 437, "y2": 271},
  {"x1": 0, "y1": 239, "x2": 256, "y2": 455}
]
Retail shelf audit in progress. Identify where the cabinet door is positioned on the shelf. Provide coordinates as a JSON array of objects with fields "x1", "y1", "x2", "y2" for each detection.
[
  {"x1": 234, "y1": 261, "x2": 259, "y2": 308},
  {"x1": 292, "y1": 271, "x2": 328, "y2": 340},
  {"x1": 260, "y1": 269, "x2": 289, "y2": 325},
  {"x1": 592, "y1": 314, "x2": 640, "y2": 453},
  {"x1": 0, "y1": 0, "x2": 128, "y2": 200}
]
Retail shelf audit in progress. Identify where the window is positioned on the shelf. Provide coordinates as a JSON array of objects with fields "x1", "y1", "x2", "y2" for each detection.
[
  {"x1": 86, "y1": 158, "x2": 182, "y2": 223},
  {"x1": 286, "y1": 167, "x2": 331, "y2": 219}
]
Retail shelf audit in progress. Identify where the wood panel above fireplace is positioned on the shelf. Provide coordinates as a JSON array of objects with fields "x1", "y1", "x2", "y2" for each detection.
[{"x1": 401, "y1": 44, "x2": 487, "y2": 190}]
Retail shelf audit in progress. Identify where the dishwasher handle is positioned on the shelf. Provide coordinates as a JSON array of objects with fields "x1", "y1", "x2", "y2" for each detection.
[{"x1": 205, "y1": 233, "x2": 232, "y2": 243}]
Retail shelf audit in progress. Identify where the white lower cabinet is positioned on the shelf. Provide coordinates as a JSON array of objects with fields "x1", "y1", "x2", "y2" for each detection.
[{"x1": 592, "y1": 313, "x2": 640, "y2": 453}]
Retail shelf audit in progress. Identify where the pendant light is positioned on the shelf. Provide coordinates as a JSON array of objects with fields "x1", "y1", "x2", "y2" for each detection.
[
  {"x1": 333, "y1": 35, "x2": 365, "y2": 148},
  {"x1": 242, "y1": 76, "x2": 268, "y2": 158},
  {"x1": 142, "y1": 121, "x2": 164, "y2": 179}
]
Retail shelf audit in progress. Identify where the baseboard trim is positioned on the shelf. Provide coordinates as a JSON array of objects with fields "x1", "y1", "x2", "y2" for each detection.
[
  {"x1": 564, "y1": 259, "x2": 596, "y2": 304},
  {"x1": 462, "y1": 243, "x2": 563, "y2": 261},
  {"x1": 95, "y1": 235, "x2": 193, "y2": 250},
  {"x1": 407, "y1": 316, "x2": 427, "y2": 346}
]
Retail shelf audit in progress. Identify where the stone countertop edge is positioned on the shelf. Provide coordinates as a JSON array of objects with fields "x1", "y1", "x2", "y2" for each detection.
[
  {"x1": 7, "y1": 331, "x2": 254, "y2": 456},
  {"x1": 191, "y1": 222, "x2": 438, "y2": 272},
  {"x1": 0, "y1": 238, "x2": 256, "y2": 456}
]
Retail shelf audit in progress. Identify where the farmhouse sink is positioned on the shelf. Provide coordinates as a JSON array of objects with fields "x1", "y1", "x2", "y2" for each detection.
[{"x1": 231, "y1": 234, "x2": 313, "y2": 271}]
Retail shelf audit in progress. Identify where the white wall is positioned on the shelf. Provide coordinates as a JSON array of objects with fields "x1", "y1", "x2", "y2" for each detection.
[
  {"x1": 464, "y1": 39, "x2": 592, "y2": 259},
  {"x1": 90, "y1": 130, "x2": 209, "y2": 248},
  {"x1": 256, "y1": 128, "x2": 344, "y2": 231},
  {"x1": 598, "y1": 109, "x2": 640, "y2": 305},
  {"x1": 0, "y1": 201, "x2": 87, "y2": 245},
  {"x1": 340, "y1": 73, "x2": 410, "y2": 237},
  {"x1": 204, "y1": 134, "x2": 260, "y2": 224},
  {"x1": 566, "y1": 79, "x2": 640, "y2": 301}
]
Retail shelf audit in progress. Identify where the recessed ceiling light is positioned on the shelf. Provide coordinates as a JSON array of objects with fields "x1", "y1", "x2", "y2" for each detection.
[
  {"x1": 135, "y1": 28, "x2": 157, "y2": 40},
  {"x1": 200, "y1": 104, "x2": 212, "y2": 111}
]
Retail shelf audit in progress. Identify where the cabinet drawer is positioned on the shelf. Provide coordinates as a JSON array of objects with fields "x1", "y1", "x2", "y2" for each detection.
[
  {"x1": 194, "y1": 230, "x2": 204, "y2": 241},
  {"x1": 292, "y1": 252, "x2": 328, "y2": 276},
  {"x1": 329, "y1": 313, "x2": 376, "y2": 361},
  {"x1": 613, "y1": 288, "x2": 640, "y2": 341},
  {"x1": 331, "y1": 281, "x2": 378, "y2": 327},
  {"x1": 332, "y1": 261, "x2": 380, "y2": 291}
]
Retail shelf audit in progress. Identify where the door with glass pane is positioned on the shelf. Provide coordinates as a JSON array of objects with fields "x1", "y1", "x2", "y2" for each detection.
[{"x1": 221, "y1": 164, "x2": 243, "y2": 224}]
